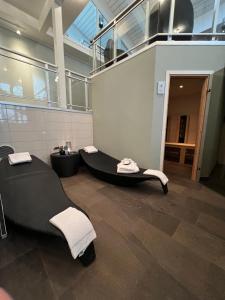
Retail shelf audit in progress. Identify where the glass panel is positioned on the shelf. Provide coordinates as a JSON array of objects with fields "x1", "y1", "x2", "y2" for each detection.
[
  {"x1": 116, "y1": 1, "x2": 147, "y2": 55},
  {"x1": 149, "y1": 0, "x2": 171, "y2": 36},
  {"x1": 172, "y1": 0, "x2": 215, "y2": 35},
  {"x1": 97, "y1": 28, "x2": 114, "y2": 70},
  {"x1": 66, "y1": 77, "x2": 86, "y2": 111},
  {"x1": 0, "y1": 55, "x2": 57, "y2": 107},
  {"x1": 65, "y1": 1, "x2": 109, "y2": 48},
  {"x1": 65, "y1": 1, "x2": 97, "y2": 48},
  {"x1": 216, "y1": 0, "x2": 225, "y2": 34}
]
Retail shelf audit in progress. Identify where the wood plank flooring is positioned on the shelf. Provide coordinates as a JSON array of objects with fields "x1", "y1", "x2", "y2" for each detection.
[{"x1": 0, "y1": 168, "x2": 225, "y2": 300}]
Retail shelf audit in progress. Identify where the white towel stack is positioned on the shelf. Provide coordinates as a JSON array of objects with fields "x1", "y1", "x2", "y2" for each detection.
[
  {"x1": 117, "y1": 158, "x2": 140, "y2": 174},
  {"x1": 8, "y1": 152, "x2": 32, "y2": 165},
  {"x1": 49, "y1": 207, "x2": 97, "y2": 259},
  {"x1": 143, "y1": 169, "x2": 169, "y2": 185},
  {"x1": 83, "y1": 146, "x2": 98, "y2": 154}
]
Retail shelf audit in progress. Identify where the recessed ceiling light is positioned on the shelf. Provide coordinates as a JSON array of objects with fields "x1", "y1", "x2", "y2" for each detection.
[
  {"x1": 16, "y1": 30, "x2": 21, "y2": 35},
  {"x1": 179, "y1": 85, "x2": 184, "y2": 89},
  {"x1": 3, "y1": 67, "x2": 7, "y2": 72}
]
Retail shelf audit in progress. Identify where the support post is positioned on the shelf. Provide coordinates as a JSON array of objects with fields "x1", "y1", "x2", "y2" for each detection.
[
  {"x1": 113, "y1": 21, "x2": 117, "y2": 62},
  {"x1": 45, "y1": 63, "x2": 51, "y2": 107},
  {"x1": 212, "y1": 0, "x2": 220, "y2": 40},
  {"x1": 68, "y1": 71, "x2": 72, "y2": 109},
  {"x1": 168, "y1": 0, "x2": 176, "y2": 40},
  {"x1": 85, "y1": 78, "x2": 89, "y2": 111},
  {"x1": 52, "y1": 3, "x2": 67, "y2": 108},
  {"x1": 145, "y1": 0, "x2": 150, "y2": 41}
]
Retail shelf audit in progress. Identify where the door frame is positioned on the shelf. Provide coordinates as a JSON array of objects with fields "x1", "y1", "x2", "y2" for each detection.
[{"x1": 160, "y1": 70, "x2": 214, "y2": 181}]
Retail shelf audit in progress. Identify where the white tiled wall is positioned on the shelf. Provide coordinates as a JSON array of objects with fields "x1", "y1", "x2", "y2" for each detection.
[{"x1": 0, "y1": 103, "x2": 93, "y2": 163}]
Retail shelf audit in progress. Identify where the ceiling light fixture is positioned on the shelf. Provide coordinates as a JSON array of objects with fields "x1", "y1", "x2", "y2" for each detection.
[
  {"x1": 3, "y1": 67, "x2": 7, "y2": 72},
  {"x1": 179, "y1": 85, "x2": 184, "y2": 89},
  {"x1": 16, "y1": 30, "x2": 21, "y2": 35}
]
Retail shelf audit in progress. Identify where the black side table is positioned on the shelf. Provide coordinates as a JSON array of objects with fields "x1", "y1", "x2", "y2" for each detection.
[{"x1": 50, "y1": 152, "x2": 80, "y2": 177}]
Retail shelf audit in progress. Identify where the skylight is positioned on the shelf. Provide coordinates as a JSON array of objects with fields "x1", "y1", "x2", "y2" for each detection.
[{"x1": 65, "y1": 1, "x2": 107, "y2": 48}]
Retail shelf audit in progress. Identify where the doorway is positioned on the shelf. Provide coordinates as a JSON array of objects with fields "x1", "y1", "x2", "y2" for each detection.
[{"x1": 163, "y1": 75, "x2": 210, "y2": 181}]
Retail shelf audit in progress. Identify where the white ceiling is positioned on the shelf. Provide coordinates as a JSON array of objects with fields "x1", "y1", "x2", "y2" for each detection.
[{"x1": 6, "y1": 0, "x2": 46, "y2": 19}]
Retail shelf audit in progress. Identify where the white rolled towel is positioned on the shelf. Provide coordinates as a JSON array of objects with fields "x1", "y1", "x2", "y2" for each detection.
[
  {"x1": 117, "y1": 158, "x2": 140, "y2": 174},
  {"x1": 83, "y1": 146, "x2": 98, "y2": 153},
  {"x1": 8, "y1": 152, "x2": 32, "y2": 165},
  {"x1": 143, "y1": 169, "x2": 169, "y2": 185},
  {"x1": 49, "y1": 207, "x2": 97, "y2": 259}
]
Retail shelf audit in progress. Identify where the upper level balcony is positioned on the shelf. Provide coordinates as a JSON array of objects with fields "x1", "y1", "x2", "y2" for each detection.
[{"x1": 90, "y1": 0, "x2": 225, "y2": 74}]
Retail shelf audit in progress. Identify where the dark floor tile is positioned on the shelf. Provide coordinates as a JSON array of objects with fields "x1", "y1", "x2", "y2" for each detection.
[
  {"x1": 1, "y1": 168, "x2": 225, "y2": 300},
  {"x1": 173, "y1": 222, "x2": 225, "y2": 268},
  {"x1": 39, "y1": 235, "x2": 85, "y2": 298},
  {"x1": 0, "y1": 249, "x2": 55, "y2": 300},
  {"x1": 98, "y1": 185, "x2": 180, "y2": 237},
  {"x1": 0, "y1": 222, "x2": 37, "y2": 269},
  {"x1": 196, "y1": 213, "x2": 225, "y2": 241},
  {"x1": 132, "y1": 219, "x2": 225, "y2": 300}
]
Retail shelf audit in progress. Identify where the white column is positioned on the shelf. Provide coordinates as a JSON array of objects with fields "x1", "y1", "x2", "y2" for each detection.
[{"x1": 52, "y1": 3, "x2": 67, "y2": 108}]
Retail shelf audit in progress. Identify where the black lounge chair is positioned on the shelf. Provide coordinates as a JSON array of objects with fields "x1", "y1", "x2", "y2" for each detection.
[
  {"x1": 0, "y1": 155, "x2": 96, "y2": 266},
  {"x1": 79, "y1": 150, "x2": 168, "y2": 194}
]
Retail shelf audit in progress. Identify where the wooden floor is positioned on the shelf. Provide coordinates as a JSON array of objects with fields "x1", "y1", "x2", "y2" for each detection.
[
  {"x1": 1, "y1": 168, "x2": 225, "y2": 300},
  {"x1": 164, "y1": 160, "x2": 192, "y2": 179}
]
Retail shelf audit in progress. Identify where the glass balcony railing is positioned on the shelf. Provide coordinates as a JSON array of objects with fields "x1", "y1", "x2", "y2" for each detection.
[
  {"x1": 65, "y1": 70, "x2": 91, "y2": 111},
  {"x1": 91, "y1": 0, "x2": 225, "y2": 74},
  {"x1": 0, "y1": 46, "x2": 91, "y2": 112}
]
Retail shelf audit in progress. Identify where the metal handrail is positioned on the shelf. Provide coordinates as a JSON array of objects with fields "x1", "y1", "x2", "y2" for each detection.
[
  {"x1": 65, "y1": 68, "x2": 91, "y2": 79},
  {"x1": 0, "y1": 45, "x2": 57, "y2": 69},
  {"x1": 92, "y1": 0, "x2": 145, "y2": 43},
  {"x1": 91, "y1": 32, "x2": 225, "y2": 75}
]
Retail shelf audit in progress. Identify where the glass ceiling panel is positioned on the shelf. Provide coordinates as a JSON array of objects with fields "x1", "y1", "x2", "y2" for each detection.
[{"x1": 65, "y1": 1, "x2": 107, "y2": 48}]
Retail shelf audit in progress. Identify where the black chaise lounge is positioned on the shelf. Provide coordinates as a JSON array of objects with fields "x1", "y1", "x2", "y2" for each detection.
[
  {"x1": 79, "y1": 150, "x2": 168, "y2": 194},
  {"x1": 0, "y1": 154, "x2": 96, "y2": 266}
]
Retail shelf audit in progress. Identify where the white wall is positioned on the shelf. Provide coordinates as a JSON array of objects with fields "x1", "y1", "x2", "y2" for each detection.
[{"x1": 0, "y1": 103, "x2": 93, "y2": 163}]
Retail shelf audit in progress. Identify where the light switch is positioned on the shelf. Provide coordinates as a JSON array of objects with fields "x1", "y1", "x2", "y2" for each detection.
[{"x1": 157, "y1": 81, "x2": 166, "y2": 95}]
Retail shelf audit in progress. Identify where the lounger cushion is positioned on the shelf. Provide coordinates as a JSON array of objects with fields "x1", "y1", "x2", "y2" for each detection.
[
  {"x1": 0, "y1": 155, "x2": 85, "y2": 237},
  {"x1": 79, "y1": 150, "x2": 166, "y2": 186}
]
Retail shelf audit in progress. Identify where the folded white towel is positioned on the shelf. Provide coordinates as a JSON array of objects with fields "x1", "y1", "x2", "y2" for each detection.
[
  {"x1": 49, "y1": 207, "x2": 96, "y2": 259},
  {"x1": 143, "y1": 169, "x2": 169, "y2": 185},
  {"x1": 117, "y1": 158, "x2": 140, "y2": 174},
  {"x1": 83, "y1": 146, "x2": 98, "y2": 153},
  {"x1": 8, "y1": 152, "x2": 32, "y2": 165}
]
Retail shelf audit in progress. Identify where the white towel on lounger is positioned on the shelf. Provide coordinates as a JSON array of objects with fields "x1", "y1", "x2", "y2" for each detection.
[
  {"x1": 8, "y1": 152, "x2": 32, "y2": 165},
  {"x1": 49, "y1": 207, "x2": 96, "y2": 259},
  {"x1": 83, "y1": 146, "x2": 98, "y2": 153},
  {"x1": 143, "y1": 169, "x2": 169, "y2": 185},
  {"x1": 117, "y1": 158, "x2": 139, "y2": 174}
]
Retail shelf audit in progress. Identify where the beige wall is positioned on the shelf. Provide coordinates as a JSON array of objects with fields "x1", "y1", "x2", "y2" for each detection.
[
  {"x1": 201, "y1": 68, "x2": 225, "y2": 176},
  {"x1": 91, "y1": 47, "x2": 156, "y2": 168},
  {"x1": 91, "y1": 44, "x2": 225, "y2": 172},
  {"x1": 218, "y1": 123, "x2": 225, "y2": 165}
]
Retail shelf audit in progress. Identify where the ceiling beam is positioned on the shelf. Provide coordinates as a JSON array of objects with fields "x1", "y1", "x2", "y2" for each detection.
[
  {"x1": 38, "y1": 0, "x2": 55, "y2": 32},
  {"x1": 0, "y1": 0, "x2": 39, "y2": 31}
]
